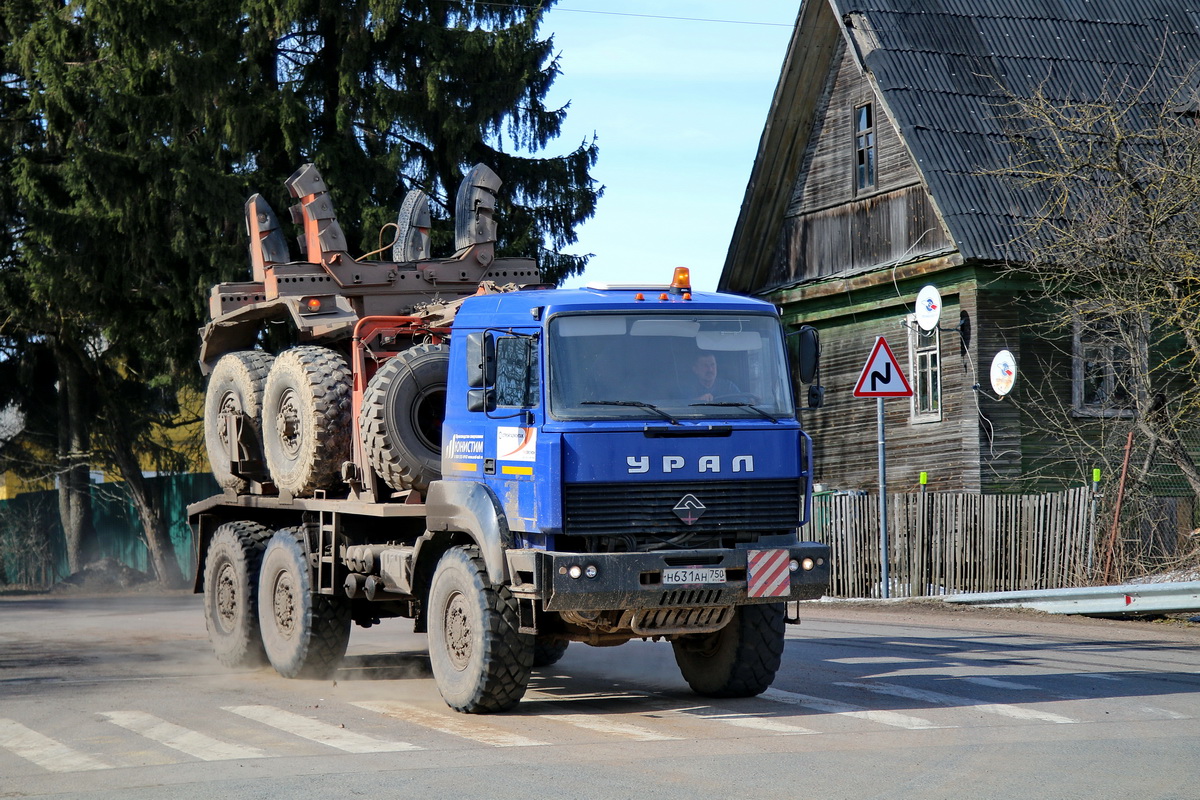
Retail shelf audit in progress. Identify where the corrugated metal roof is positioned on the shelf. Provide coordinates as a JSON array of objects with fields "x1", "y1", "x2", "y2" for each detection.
[{"x1": 833, "y1": 0, "x2": 1200, "y2": 262}]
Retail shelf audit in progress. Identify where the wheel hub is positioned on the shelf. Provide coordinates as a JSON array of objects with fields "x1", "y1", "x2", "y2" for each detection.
[
  {"x1": 217, "y1": 392, "x2": 239, "y2": 447},
  {"x1": 275, "y1": 389, "x2": 302, "y2": 457},
  {"x1": 215, "y1": 562, "x2": 238, "y2": 632},
  {"x1": 444, "y1": 591, "x2": 472, "y2": 670},
  {"x1": 272, "y1": 570, "x2": 297, "y2": 638}
]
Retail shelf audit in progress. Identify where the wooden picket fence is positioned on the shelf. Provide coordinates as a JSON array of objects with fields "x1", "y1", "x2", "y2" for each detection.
[{"x1": 807, "y1": 487, "x2": 1098, "y2": 598}]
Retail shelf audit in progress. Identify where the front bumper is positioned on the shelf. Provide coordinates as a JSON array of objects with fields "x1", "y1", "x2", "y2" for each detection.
[{"x1": 508, "y1": 543, "x2": 830, "y2": 612}]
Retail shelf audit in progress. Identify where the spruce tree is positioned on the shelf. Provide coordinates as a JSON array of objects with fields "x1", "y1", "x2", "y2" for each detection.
[{"x1": 237, "y1": 0, "x2": 600, "y2": 281}]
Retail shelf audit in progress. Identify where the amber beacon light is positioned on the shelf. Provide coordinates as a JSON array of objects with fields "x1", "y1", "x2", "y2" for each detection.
[{"x1": 671, "y1": 267, "x2": 691, "y2": 291}]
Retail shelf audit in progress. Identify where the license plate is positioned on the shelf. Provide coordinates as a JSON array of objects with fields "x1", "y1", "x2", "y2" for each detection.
[{"x1": 662, "y1": 567, "x2": 726, "y2": 585}]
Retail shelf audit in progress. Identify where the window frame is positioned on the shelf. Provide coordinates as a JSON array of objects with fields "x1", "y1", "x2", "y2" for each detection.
[
  {"x1": 853, "y1": 102, "x2": 877, "y2": 192},
  {"x1": 906, "y1": 314, "x2": 942, "y2": 423},
  {"x1": 1071, "y1": 309, "x2": 1143, "y2": 418}
]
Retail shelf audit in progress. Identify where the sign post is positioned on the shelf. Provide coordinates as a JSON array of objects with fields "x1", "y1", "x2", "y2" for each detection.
[{"x1": 853, "y1": 336, "x2": 913, "y2": 599}]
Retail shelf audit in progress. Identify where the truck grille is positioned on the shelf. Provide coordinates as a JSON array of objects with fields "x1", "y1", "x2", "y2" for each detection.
[{"x1": 563, "y1": 479, "x2": 800, "y2": 537}]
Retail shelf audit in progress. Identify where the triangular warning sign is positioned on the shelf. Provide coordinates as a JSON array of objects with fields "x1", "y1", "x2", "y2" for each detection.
[{"x1": 853, "y1": 336, "x2": 913, "y2": 397}]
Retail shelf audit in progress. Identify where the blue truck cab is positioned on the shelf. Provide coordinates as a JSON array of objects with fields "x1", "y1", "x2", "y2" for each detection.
[{"x1": 426, "y1": 270, "x2": 830, "y2": 662}]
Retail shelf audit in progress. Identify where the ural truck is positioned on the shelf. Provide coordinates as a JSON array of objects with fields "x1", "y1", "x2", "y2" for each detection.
[{"x1": 189, "y1": 163, "x2": 829, "y2": 712}]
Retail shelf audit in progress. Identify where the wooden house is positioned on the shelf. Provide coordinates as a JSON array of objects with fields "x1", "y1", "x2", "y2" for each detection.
[{"x1": 722, "y1": 0, "x2": 1200, "y2": 493}]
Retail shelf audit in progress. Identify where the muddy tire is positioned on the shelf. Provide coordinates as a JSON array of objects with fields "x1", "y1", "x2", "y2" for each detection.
[
  {"x1": 204, "y1": 351, "x2": 275, "y2": 492},
  {"x1": 427, "y1": 546, "x2": 533, "y2": 713},
  {"x1": 257, "y1": 528, "x2": 351, "y2": 679},
  {"x1": 359, "y1": 343, "x2": 449, "y2": 493},
  {"x1": 262, "y1": 346, "x2": 351, "y2": 496},
  {"x1": 532, "y1": 638, "x2": 569, "y2": 668},
  {"x1": 202, "y1": 521, "x2": 273, "y2": 668},
  {"x1": 671, "y1": 602, "x2": 786, "y2": 698}
]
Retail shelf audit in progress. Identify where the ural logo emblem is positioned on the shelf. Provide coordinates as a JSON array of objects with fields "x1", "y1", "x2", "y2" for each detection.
[{"x1": 673, "y1": 494, "x2": 706, "y2": 525}]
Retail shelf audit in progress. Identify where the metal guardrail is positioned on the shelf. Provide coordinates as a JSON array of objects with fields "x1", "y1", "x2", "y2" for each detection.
[{"x1": 943, "y1": 582, "x2": 1200, "y2": 617}]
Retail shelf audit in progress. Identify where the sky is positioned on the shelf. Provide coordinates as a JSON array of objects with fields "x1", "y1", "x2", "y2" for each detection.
[{"x1": 535, "y1": 2, "x2": 800, "y2": 292}]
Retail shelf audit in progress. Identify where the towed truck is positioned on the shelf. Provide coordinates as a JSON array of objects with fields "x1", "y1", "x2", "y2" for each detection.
[{"x1": 190, "y1": 163, "x2": 829, "y2": 712}]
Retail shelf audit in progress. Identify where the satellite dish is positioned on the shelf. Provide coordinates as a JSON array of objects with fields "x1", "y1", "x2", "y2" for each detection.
[
  {"x1": 914, "y1": 285, "x2": 942, "y2": 331},
  {"x1": 990, "y1": 350, "x2": 1017, "y2": 396}
]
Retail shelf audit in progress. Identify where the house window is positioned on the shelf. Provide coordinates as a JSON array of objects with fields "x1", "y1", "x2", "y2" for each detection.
[
  {"x1": 907, "y1": 315, "x2": 940, "y2": 421},
  {"x1": 854, "y1": 103, "x2": 876, "y2": 191},
  {"x1": 1073, "y1": 312, "x2": 1139, "y2": 416}
]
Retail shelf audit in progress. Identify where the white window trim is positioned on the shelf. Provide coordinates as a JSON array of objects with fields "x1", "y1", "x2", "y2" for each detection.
[{"x1": 906, "y1": 314, "x2": 942, "y2": 423}]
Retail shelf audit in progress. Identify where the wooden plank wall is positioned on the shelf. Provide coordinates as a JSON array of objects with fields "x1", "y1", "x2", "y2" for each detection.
[
  {"x1": 808, "y1": 487, "x2": 1100, "y2": 597},
  {"x1": 770, "y1": 41, "x2": 954, "y2": 286}
]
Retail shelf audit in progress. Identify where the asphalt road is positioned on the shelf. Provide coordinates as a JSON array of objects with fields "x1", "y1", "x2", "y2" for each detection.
[{"x1": 2, "y1": 592, "x2": 1199, "y2": 800}]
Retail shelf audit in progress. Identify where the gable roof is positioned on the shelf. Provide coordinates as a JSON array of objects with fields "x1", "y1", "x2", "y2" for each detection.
[{"x1": 722, "y1": 0, "x2": 1200, "y2": 294}]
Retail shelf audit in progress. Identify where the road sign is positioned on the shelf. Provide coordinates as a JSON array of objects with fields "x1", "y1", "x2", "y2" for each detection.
[{"x1": 853, "y1": 336, "x2": 913, "y2": 398}]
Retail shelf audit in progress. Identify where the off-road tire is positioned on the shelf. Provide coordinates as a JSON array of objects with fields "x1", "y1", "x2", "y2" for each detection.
[
  {"x1": 671, "y1": 602, "x2": 786, "y2": 698},
  {"x1": 204, "y1": 351, "x2": 275, "y2": 492},
  {"x1": 427, "y1": 546, "x2": 533, "y2": 713},
  {"x1": 202, "y1": 521, "x2": 273, "y2": 668},
  {"x1": 532, "y1": 637, "x2": 569, "y2": 668},
  {"x1": 262, "y1": 346, "x2": 351, "y2": 496},
  {"x1": 359, "y1": 343, "x2": 449, "y2": 493},
  {"x1": 257, "y1": 528, "x2": 351, "y2": 679}
]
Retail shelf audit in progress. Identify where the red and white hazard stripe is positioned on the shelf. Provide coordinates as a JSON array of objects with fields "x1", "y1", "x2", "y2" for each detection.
[{"x1": 747, "y1": 549, "x2": 790, "y2": 598}]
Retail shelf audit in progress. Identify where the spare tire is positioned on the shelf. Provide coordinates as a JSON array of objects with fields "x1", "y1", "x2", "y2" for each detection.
[
  {"x1": 359, "y1": 342, "x2": 449, "y2": 493},
  {"x1": 204, "y1": 350, "x2": 275, "y2": 492},
  {"x1": 262, "y1": 346, "x2": 352, "y2": 496}
]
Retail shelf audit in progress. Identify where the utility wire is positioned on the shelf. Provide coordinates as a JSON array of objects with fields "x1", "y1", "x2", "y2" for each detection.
[{"x1": 473, "y1": 1, "x2": 793, "y2": 27}]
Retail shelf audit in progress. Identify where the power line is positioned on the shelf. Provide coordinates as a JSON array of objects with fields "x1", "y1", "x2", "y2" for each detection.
[
  {"x1": 473, "y1": 2, "x2": 793, "y2": 28},
  {"x1": 551, "y1": 6, "x2": 793, "y2": 27}
]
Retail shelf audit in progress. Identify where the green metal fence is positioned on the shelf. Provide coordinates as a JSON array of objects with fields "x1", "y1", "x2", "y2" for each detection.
[{"x1": 0, "y1": 473, "x2": 218, "y2": 588}]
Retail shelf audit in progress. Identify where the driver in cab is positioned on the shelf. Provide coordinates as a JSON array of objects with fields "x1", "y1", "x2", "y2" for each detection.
[{"x1": 689, "y1": 352, "x2": 739, "y2": 402}]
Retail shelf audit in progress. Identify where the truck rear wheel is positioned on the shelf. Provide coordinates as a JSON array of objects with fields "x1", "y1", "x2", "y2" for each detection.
[
  {"x1": 359, "y1": 343, "x2": 448, "y2": 493},
  {"x1": 204, "y1": 351, "x2": 275, "y2": 492},
  {"x1": 671, "y1": 602, "x2": 786, "y2": 698},
  {"x1": 257, "y1": 528, "x2": 351, "y2": 679},
  {"x1": 262, "y1": 346, "x2": 351, "y2": 496},
  {"x1": 203, "y1": 521, "x2": 272, "y2": 667},
  {"x1": 427, "y1": 546, "x2": 533, "y2": 712}
]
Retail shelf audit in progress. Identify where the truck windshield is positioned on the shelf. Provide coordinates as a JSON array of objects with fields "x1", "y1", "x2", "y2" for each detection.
[{"x1": 547, "y1": 312, "x2": 795, "y2": 421}]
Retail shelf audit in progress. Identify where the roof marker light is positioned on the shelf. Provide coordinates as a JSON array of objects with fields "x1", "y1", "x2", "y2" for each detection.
[
  {"x1": 635, "y1": 293, "x2": 645, "y2": 301},
  {"x1": 659, "y1": 293, "x2": 669, "y2": 301}
]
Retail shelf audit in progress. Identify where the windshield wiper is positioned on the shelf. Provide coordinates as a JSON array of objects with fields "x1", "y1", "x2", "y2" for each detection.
[
  {"x1": 689, "y1": 402, "x2": 780, "y2": 424},
  {"x1": 581, "y1": 400, "x2": 680, "y2": 425}
]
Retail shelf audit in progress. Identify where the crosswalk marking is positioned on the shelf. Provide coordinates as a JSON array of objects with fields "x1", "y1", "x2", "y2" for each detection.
[
  {"x1": 99, "y1": 711, "x2": 267, "y2": 761},
  {"x1": 761, "y1": 688, "x2": 949, "y2": 730},
  {"x1": 837, "y1": 681, "x2": 1078, "y2": 724},
  {"x1": 550, "y1": 714, "x2": 681, "y2": 741},
  {"x1": 351, "y1": 701, "x2": 548, "y2": 747},
  {"x1": 223, "y1": 705, "x2": 421, "y2": 753},
  {"x1": 0, "y1": 719, "x2": 111, "y2": 772},
  {"x1": 962, "y1": 676, "x2": 1192, "y2": 720},
  {"x1": 677, "y1": 708, "x2": 818, "y2": 735}
]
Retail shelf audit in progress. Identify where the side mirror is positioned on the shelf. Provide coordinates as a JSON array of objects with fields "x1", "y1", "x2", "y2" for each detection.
[
  {"x1": 795, "y1": 325, "x2": 820, "y2": 384},
  {"x1": 808, "y1": 385, "x2": 825, "y2": 409},
  {"x1": 467, "y1": 388, "x2": 496, "y2": 413},
  {"x1": 466, "y1": 332, "x2": 495, "y2": 388}
]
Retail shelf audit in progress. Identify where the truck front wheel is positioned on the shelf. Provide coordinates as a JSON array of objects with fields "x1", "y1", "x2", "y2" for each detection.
[
  {"x1": 427, "y1": 546, "x2": 533, "y2": 713},
  {"x1": 671, "y1": 602, "x2": 786, "y2": 698},
  {"x1": 203, "y1": 521, "x2": 272, "y2": 667},
  {"x1": 257, "y1": 529, "x2": 351, "y2": 679}
]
